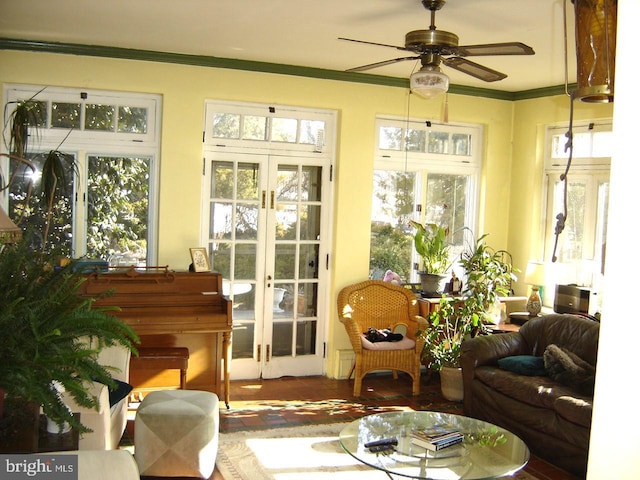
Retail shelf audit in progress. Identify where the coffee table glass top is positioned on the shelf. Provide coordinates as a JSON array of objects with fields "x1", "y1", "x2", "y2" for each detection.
[{"x1": 339, "y1": 411, "x2": 529, "y2": 479}]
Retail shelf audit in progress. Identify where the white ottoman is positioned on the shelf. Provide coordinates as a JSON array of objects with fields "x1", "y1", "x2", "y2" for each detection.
[{"x1": 134, "y1": 390, "x2": 219, "y2": 478}]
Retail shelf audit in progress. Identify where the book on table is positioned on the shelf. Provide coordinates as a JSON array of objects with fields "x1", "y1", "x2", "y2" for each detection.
[{"x1": 411, "y1": 428, "x2": 464, "y2": 451}]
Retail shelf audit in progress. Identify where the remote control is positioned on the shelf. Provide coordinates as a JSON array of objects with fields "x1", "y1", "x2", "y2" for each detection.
[
  {"x1": 364, "y1": 438, "x2": 398, "y2": 448},
  {"x1": 369, "y1": 444, "x2": 395, "y2": 453}
]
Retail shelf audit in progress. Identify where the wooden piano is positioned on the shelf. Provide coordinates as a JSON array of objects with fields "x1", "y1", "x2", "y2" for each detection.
[{"x1": 77, "y1": 266, "x2": 232, "y2": 407}]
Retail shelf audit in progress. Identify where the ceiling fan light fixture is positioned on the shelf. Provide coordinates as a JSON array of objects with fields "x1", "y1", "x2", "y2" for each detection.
[{"x1": 410, "y1": 67, "x2": 449, "y2": 99}]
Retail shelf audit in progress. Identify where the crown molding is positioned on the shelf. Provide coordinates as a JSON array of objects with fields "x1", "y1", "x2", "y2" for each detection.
[{"x1": 1, "y1": 38, "x2": 570, "y2": 101}]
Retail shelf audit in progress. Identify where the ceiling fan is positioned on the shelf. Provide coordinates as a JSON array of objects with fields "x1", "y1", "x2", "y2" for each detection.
[{"x1": 339, "y1": 0, "x2": 535, "y2": 97}]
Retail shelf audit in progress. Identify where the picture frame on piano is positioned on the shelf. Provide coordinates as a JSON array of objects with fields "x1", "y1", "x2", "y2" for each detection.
[{"x1": 189, "y1": 247, "x2": 210, "y2": 272}]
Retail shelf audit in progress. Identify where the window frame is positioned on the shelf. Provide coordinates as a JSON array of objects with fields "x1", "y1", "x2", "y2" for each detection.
[
  {"x1": 1, "y1": 84, "x2": 161, "y2": 264},
  {"x1": 372, "y1": 116, "x2": 482, "y2": 283}
]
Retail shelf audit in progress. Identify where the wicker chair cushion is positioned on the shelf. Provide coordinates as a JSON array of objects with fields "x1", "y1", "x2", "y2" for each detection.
[{"x1": 360, "y1": 334, "x2": 416, "y2": 351}]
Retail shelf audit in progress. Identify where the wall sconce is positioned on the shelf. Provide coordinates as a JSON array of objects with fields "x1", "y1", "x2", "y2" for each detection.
[{"x1": 572, "y1": 0, "x2": 617, "y2": 103}]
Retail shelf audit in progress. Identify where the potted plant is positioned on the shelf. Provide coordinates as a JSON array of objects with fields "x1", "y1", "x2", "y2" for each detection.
[
  {"x1": 421, "y1": 233, "x2": 516, "y2": 401},
  {"x1": 0, "y1": 92, "x2": 139, "y2": 451},
  {"x1": 408, "y1": 221, "x2": 454, "y2": 297}
]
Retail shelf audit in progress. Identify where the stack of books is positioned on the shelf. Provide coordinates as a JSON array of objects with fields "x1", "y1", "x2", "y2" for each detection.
[{"x1": 410, "y1": 427, "x2": 464, "y2": 451}]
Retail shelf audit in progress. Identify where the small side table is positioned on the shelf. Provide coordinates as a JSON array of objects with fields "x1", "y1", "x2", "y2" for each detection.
[
  {"x1": 509, "y1": 312, "x2": 538, "y2": 325},
  {"x1": 37, "y1": 413, "x2": 80, "y2": 453}
]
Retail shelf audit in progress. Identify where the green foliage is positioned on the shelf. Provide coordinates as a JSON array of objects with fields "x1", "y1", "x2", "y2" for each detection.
[
  {"x1": 409, "y1": 221, "x2": 453, "y2": 274},
  {"x1": 0, "y1": 231, "x2": 139, "y2": 433},
  {"x1": 421, "y1": 233, "x2": 516, "y2": 369},
  {"x1": 369, "y1": 223, "x2": 412, "y2": 280}
]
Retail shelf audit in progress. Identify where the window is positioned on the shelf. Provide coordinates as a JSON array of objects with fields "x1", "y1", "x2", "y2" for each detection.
[
  {"x1": 1, "y1": 85, "x2": 161, "y2": 265},
  {"x1": 370, "y1": 116, "x2": 481, "y2": 283},
  {"x1": 543, "y1": 122, "x2": 612, "y2": 299}
]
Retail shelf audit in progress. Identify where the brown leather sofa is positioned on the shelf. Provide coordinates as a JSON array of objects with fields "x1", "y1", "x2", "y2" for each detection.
[{"x1": 460, "y1": 314, "x2": 599, "y2": 478}]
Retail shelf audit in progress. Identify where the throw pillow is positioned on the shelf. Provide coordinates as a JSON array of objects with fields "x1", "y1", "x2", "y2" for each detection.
[
  {"x1": 497, "y1": 355, "x2": 547, "y2": 376},
  {"x1": 543, "y1": 344, "x2": 595, "y2": 395},
  {"x1": 108, "y1": 379, "x2": 133, "y2": 407}
]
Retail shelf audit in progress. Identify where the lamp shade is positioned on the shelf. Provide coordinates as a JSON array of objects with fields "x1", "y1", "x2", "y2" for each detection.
[
  {"x1": 410, "y1": 67, "x2": 449, "y2": 99},
  {"x1": 572, "y1": 0, "x2": 617, "y2": 103},
  {"x1": 0, "y1": 208, "x2": 22, "y2": 245},
  {"x1": 524, "y1": 261, "x2": 546, "y2": 286}
]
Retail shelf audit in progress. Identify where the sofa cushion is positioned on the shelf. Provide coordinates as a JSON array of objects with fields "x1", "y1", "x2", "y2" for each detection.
[
  {"x1": 498, "y1": 355, "x2": 547, "y2": 376},
  {"x1": 544, "y1": 344, "x2": 595, "y2": 395}
]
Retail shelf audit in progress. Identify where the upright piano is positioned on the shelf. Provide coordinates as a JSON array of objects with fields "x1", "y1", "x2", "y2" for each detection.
[{"x1": 77, "y1": 266, "x2": 232, "y2": 406}]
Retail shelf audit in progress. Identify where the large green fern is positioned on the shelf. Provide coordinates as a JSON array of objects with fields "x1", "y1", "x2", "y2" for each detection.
[{"x1": 0, "y1": 231, "x2": 138, "y2": 433}]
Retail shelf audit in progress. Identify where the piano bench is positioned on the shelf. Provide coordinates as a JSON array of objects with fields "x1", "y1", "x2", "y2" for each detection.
[{"x1": 131, "y1": 347, "x2": 190, "y2": 389}]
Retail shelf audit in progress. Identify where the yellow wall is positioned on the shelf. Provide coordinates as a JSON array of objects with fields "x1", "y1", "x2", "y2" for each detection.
[
  {"x1": 509, "y1": 96, "x2": 613, "y2": 296},
  {"x1": 2, "y1": 48, "x2": 598, "y2": 377}
]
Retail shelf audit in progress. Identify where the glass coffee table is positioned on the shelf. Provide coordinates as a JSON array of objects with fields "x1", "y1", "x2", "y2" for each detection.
[{"x1": 339, "y1": 411, "x2": 529, "y2": 479}]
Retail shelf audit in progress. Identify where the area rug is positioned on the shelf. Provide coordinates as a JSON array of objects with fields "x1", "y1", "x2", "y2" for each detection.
[{"x1": 216, "y1": 423, "x2": 539, "y2": 480}]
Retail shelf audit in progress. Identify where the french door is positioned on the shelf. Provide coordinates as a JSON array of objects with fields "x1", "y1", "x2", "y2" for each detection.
[{"x1": 203, "y1": 151, "x2": 330, "y2": 379}]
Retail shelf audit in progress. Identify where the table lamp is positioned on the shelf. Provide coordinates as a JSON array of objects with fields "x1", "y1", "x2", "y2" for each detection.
[{"x1": 524, "y1": 261, "x2": 546, "y2": 317}]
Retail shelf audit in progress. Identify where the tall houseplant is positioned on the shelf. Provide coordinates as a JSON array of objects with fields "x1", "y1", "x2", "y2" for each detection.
[
  {"x1": 421, "y1": 233, "x2": 516, "y2": 400},
  {"x1": 1, "y1": 91, "x2": 139, "y2": 449},
  {"x1": 409, "y1": 221, "x2": 454, "y2": 296}
]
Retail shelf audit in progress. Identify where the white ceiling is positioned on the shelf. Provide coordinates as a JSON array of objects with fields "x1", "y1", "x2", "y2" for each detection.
[{"x1": 0, "y1": 0, "x2": 577, "y2": 93}]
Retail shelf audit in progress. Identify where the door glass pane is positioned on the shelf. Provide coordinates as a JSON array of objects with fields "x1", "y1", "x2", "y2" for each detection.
[
  {"x1": 210, "y1": 202, "x2": 232, "y2": 239},
  {"x1": 211, "y1": 161, "x2": 234, "y2": 198},
  {"x1": 87, "y1": 156, "x2": 149, "y2": 266},
  {"x1": 236, "y1": 203, "x2": 259, "y2": 240},
  {"x1": 301, "y1": 205, "x2": 321, "y2": 240},
  {"x1": 299, "y1": 283, "x2": 317, "y2": 317},
  {"x1": 52, "y1": 102, "x2": 81, "y2": 129},
  {"x1": 272, "y1": 322, "x2": 293, "y2": 356},
  {"x1": 85, "y1": 104, "x2": 115, "y2": 131},
  {"x1": 118, "y1": 106, "x2": 148, "y2": 134},
  {"x1": 296, "y1": 320, "x2": 317, "y2": 355},
  {"x1": 276, "y1": 204, "x2": 297, "y2": 240},
  {"x1": 275, "y1": 244, "x2": 296, "y2": 279},
  {"x1": 210, "y1": 242, "x2": 231, "y2": 277},
  {"x1": 237, "y1": 162, "x2": 260, "y2": 200},
  {"x1": 271, "y1": 118, "x2": 297, "y2": 143},
  {"x1": 276, "y1": 165, "x2": 298, "y2": 200},
  {"x1": 231, "y1": 322, "x2": 254, "y2": 359},
  {"x1": 299, "y1": 244, "x2": 319, "y2": 279},
  {"x1": 234, "y1": 243, "x2": 257, "y2": 280},
  {"x1": 8, "y1": 152, "x2": 74, "y2": 255},
  {"x1": 301, "y1": 166, "x2": 322, "y2": 201}
]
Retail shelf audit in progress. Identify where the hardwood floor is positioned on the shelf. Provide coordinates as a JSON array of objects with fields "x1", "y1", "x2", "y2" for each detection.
[{"x1": 130, "y1": 372, "x2": 581, "y2": 480}]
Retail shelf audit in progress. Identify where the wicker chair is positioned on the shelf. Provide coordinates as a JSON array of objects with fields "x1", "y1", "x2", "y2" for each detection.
[{"x1": 337, "y1": 280, "x2": 428, "y2": 396}]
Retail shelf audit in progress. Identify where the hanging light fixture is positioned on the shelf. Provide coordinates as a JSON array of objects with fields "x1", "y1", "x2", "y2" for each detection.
[
  {"x1": 410, "y1": 55, "x2": 449, "y2": 99},
  {"x1": 572, "y1": 0, "x2": 617, "y2": 103}
]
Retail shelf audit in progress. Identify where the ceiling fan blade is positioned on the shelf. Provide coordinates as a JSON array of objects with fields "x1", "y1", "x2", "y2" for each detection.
[
  {"x1": 442, "y1": 57, "x2": 507, "y2": 82},
  {"x1": 456, "y1": 42, "x2": 535, "y2": 57},
  {"x1": 338, "y1": 37, "x2": 411, "y2": 52},
  {"x1": 346, "y1": 56, "x2": 419, "y2": 73}
]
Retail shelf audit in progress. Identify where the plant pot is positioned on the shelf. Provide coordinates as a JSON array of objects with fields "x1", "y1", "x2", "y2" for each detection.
[
  {"x1": 0, "y1": 396, "x2": 40, "y2": 453},
  {"x1": 439, "y1": 366, "x2": 464, "y2": 402},
  {"x1": 418, "y1": 272, "x2": 448, "y2": 297}
]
